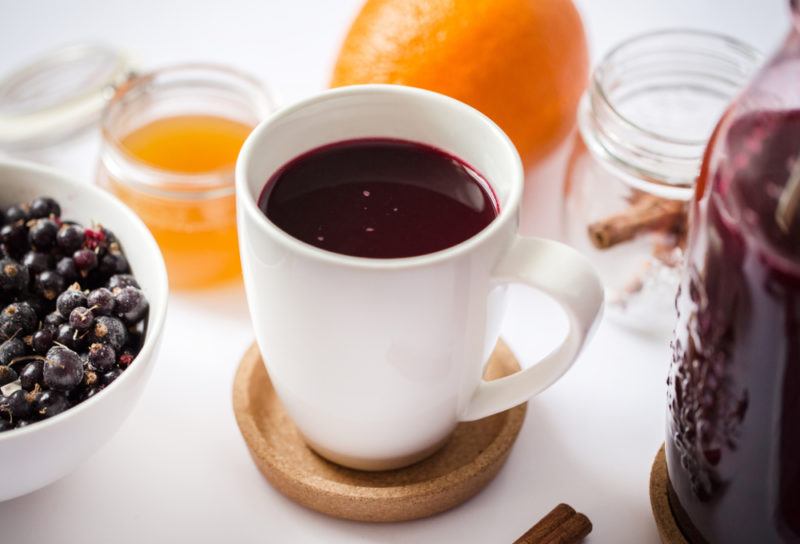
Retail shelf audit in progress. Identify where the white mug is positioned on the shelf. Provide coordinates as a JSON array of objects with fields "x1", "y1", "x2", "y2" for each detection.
[{"x1": 236, "y1": 85, "x2": 603, "y2": 471}]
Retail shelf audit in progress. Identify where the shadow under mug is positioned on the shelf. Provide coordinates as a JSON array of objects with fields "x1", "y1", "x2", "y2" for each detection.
[{"x1": 236, "y1": 84, "x2": 604, "y2": 471}]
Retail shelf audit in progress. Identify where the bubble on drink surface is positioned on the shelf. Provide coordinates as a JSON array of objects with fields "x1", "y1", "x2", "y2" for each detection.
[{"x1": 362, "y1": 190, "x2": 370, "y2": 197}]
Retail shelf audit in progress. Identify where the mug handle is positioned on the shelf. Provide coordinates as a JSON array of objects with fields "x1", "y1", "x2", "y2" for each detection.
[{"x1": 460, "y1": 236, "x2": 604, "y2": 421}]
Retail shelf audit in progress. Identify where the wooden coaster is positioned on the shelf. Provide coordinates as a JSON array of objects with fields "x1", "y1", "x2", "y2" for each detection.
[
  {"x1": 233, "y1": 340, "x2": 527, "y2": 522},
  {"x1": 649, "y1": 445, "x2": 690, "y2": 544}
]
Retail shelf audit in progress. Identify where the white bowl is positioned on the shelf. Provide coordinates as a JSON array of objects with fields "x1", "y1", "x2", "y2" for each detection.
[{"x1": 0, "y1": 158, "x2": 168, "y2": 501}]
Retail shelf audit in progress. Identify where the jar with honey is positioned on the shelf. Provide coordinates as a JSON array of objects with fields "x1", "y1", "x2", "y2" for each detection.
[{"x1": 97, "y1": 65, "x2": 274, "y2": 289}]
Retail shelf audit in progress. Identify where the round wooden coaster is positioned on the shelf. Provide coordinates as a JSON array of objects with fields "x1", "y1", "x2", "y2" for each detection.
[
  {"x1": 649, "y1": 445, "x2": 689, "y2": 544},
  {"x1": 232, "y1": 340, "x2": 527, "y2": 522}
]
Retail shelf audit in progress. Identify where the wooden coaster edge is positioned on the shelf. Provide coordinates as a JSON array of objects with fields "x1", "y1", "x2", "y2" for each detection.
[
  {"x1": 649, "y1": 444, "x2": 689, "y2": 544},
  {"x1": 232, "y1": 340, "x2": 527, "y2": 522}
]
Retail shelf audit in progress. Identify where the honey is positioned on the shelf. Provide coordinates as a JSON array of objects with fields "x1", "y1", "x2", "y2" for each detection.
[
  {"x1": 110, "y1": 116, "x2": 249, "y2": 289},
  {"x1": 96, "y1": 65, "x2": 273, "y2": 289},
  {"x1": 120, "y1": 115, "x2": 250, "y2": 175}
]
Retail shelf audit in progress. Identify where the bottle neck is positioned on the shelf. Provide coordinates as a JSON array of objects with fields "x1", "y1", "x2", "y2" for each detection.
[{"x1": 580, "y1": 30, "x2": 760, "y2": 200}]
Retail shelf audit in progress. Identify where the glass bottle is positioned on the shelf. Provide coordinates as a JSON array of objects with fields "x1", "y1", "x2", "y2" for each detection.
[
  {"x1": 563, "y1": 30, "x2": 759, "y2": 334},
  {"x1": 666, "y1": 3, "x2": 800, "y2": 542}
]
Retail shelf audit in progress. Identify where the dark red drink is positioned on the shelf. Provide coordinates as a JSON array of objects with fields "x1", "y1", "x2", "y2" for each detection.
[
  {"x1": 258, "y1": 138, "x2": 498, "y2": 259},
  {"x1": 667, "y1": 109, "x2": 800, "y2": 543}
]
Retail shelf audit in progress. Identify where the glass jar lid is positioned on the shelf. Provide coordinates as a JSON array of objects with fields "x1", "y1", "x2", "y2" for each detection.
[{"x1": 0, "y1": 43, "x2": 134, "y2": 149}]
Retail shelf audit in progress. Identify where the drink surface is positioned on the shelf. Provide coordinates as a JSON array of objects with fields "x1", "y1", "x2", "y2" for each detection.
[{"x1": 259, "y1": 138, "x2": 498, "y2": 259}]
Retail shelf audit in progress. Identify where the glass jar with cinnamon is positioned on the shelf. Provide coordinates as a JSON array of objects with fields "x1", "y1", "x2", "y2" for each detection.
[{"x1": 562, "y1": 30, "x2": 760, "y2": 333}]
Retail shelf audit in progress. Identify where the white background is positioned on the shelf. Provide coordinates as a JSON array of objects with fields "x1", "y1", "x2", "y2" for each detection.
[{"x1": 0, "y1": 1, "x2": 789, "y2": 542}]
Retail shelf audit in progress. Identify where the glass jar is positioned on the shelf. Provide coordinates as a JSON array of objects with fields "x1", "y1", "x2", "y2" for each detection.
[
  {"x1": 97, "y1": 65, "x2": 274, "y2": 289},
  {"x1": 563, "y1": 30, "x2": 760, "y2": 334},
  {"x1": 0, "y1": 44, "x2": 134, "y2": 178},
  {"x1": 666, "y1": 3, "x2": 800, "y2": 542}
]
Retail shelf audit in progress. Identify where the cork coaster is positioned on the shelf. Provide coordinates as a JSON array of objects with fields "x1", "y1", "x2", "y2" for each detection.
[
  {"x1": 649, "y1": 445, "x2": 690, "y2": 544},
  {"x1": 233, "y1": 340, "x2": 527, "y2": 522}
]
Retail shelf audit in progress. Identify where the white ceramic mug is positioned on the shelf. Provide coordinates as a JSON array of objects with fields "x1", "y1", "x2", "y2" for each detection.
[{"x1": 236, "y1": 85, "x2": 603, "y2": 471}]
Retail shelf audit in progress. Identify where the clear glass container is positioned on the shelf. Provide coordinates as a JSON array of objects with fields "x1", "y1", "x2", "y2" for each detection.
[
  {"x1": 0, "y1": 44, "x2": 134, "y2": 177},
  {"x1": 563, "y1": 30, "x2": 761, "y2": 334},
  {"x1": 666, "y1": 3, "x2": 800, "y2": 542},
  {"x1": 97, "y1": 65, "x2": 274, "y2": 289}
]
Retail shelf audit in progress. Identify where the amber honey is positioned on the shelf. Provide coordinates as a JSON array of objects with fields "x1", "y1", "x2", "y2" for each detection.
[
  {"x1": 97, "y1": 65, "x2": 273, "y2": 289},
  {"x1": 113, "y1": 115, "x2": 249, "y2": 288}
]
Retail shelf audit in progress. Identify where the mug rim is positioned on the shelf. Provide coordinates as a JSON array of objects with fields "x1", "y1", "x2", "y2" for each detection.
[{"x1": 235, "y1": 84, "x2": 524, "y2": 270}]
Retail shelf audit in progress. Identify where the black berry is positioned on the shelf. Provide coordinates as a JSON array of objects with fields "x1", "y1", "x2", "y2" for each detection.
[
  {"x1": 87, "y1": 288, "x2": 115, "y2": 316},
  {"x1": 0, "y1": 302, "x2": 38, "y2": 339},
  {"x1": 55, "y1": 257, "x2": 78, "y2": 281},
  {"x1": 114, "y1": 286, "x2": 148, "y2": 323},
  {"x1": 4, "y1": 205, "x2": 29, "y2": 224},
  {"x1": 33, "y1": 390, "x2": 70, "y2": 419},
  {"x1": 102, "y1": 368, "x2": 122, "y2": 385},
  {"x1": 29, "y1": 197, "x2": 60, "y2": 219},
  {"x1": 0, "y1": 365, "x2": 18, "y2": 386},
  {"x1": 43, "y1": 311, "x2": 64, "y2": 332},
  {"x1": 87, "y1": 343, "x2": 115, "y2": 371},
  {"x1": 34, "y1": 270, "x2": 65, "y2": 301},
  {"x1": 108, "y1": 274, "x2": 139, "y2": 290},
  {"x1": 20, "y1": 360, "x2": 43, "y2": 391},
  {"x1": 43, "y1": 345, "x2": 84, "y2": 392},
  {"x1": 56, "y1": 286, "x2": 86, "y2": 317},
  {"x1": 1, "y1": 389, "x2": 31, "y2": 420},
  {"x1": 56, "y1": 224, "x2": 84, "y2": 252},
  {"x1": 69, "y1": 306, "x2": 94, "y2": 330},
  {"x1": 28, "y1": 219, "x2": 58, "y2": 250},
  {"x1": 22, "y1": 251, "x2": 52, "y2": 274},
  {"x1": 31, "y1": 329, "x2": 54, "y2": 355},
  {"x1": 73, "y1": 249, "x2": 97, "y2": 273},
  {"x1": 0, "y1": 337, "x2": 25, "y2": 365},
  {"x1": 0, "y1": 258, "x2": 29, "y2": 293},
  {"x1": 90, "y1": 316, "x2": 127, "y2": 351},
  {"x1": 56, "y1": 323, "x2": 86, "y2": 352}
]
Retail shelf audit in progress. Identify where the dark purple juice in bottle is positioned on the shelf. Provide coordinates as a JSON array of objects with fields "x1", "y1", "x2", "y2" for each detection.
[
  {"x1": 666, "y1": 7, "x2": 800, "y2": 540},
  {"x1": 667, "y1": 109, "x2": 800, "y2": 543}
]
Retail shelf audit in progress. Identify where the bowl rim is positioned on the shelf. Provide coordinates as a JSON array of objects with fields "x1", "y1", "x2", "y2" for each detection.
[{"x1": 0, "y1": 157, "x2": 169, "y2": 442}]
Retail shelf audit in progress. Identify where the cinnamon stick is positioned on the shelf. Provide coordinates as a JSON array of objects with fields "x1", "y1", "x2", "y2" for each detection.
[
  {"x1": 540, "y1": 512, "x2": 593, "y2": 544},
  {"x1": 588, "y1": 194, "x2": 684, "y2": 249},
  {"x1": 513, "y1": 503, "x2": 592, "y2": 544}
]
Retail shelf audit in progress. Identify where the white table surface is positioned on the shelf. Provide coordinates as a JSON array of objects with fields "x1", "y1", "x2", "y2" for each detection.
[{"x1": 0, "y1": 1, "x2": 789, "y2": 542}]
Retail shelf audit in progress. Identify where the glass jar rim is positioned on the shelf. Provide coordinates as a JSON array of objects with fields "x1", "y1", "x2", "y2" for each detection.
[
  {"x1": 580, "y1": 28, "x2": 762, "y2": 197},
  {"x1": 100, "y1": 63, "x2": 276, "y2": 200}
]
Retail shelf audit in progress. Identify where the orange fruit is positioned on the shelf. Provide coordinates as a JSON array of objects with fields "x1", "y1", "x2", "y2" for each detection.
[{"x1": 331, "y1": 0, "x2": 589, "y2": 170}]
